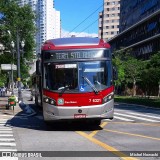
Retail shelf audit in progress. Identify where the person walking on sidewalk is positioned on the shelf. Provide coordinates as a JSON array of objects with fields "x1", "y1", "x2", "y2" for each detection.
[{"x1": 0, "y1": 87, "x2": 2, "y2": 96}]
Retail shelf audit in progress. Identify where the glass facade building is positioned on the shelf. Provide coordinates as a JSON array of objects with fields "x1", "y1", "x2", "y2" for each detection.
[{"x1": 108, "y1": 0, "x2": 160, "y2": 59}]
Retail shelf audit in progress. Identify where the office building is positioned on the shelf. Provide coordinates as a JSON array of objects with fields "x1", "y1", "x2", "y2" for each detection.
[
  {"x1": 108, "y1": 0, "x2": 160, "y2": 60},
  {"x1": 98, "y1": 0, "x2": 120, "y2": 41},
  {"x1": 18, "y1": 0, "x2": 60, "y2": 74}
]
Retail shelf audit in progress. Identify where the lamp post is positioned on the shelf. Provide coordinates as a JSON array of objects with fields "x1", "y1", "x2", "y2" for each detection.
[
  {"x1": 16, "y1": 30, "x2": 25, "y2": 102},
  {"x1": 11, "y1": 41, "x2": 15, "y2": 95}
]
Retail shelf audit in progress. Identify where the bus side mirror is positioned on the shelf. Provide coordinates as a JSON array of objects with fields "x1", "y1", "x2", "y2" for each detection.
[
  {"x1": 113, "y1": 66, "x2": 118, "y2": 80},
  {"x1": 36, "y1": 60, "x2": 41, "y2": 75}
]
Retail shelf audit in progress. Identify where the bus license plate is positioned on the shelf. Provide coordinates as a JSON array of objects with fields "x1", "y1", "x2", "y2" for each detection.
[{"x1": 74, "y1": 114, "x2": 86, "y2": 119}]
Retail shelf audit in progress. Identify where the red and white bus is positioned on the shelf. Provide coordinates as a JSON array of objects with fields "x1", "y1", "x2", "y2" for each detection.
[{"x1": 35, "y1": 37, "x2": 117, "y2": 125}]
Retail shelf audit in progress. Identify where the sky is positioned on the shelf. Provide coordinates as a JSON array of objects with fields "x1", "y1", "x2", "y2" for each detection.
[{"x1": 54, "y1": 0, "x2": 103, "y2": 37}]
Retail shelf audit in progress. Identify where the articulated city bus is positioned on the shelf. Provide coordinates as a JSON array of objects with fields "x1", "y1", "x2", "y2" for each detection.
[{"x1": 35, "y1": 37, "x2": 117, "y2": 125}]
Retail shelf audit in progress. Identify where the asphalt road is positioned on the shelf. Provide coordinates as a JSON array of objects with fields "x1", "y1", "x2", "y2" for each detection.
[{"x1": 0, "y1": 89, "x2": 160, "y2": 160}]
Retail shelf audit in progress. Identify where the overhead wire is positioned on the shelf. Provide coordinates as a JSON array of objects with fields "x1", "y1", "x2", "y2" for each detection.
[
  {"x1": 70, "y1": 1, "x2": 119, "y2": 37},
  {"x1": 77, "y1": 2, "x2": 120, "y2": 36},
  {"x1": 66, "y1": 0, "x2": 107, "y2": 37}
]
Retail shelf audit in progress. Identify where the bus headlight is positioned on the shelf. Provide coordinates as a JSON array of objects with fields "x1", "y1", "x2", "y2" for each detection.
[
  {"x1": 43, "y1": 97, "x2": 56, "y2": 105},
  {"x1": 44, "y1": 97, "x2": 49, "y2": 103},
  {"x1": 102, "y1": 92, "x2": 114, "y2": 104}
]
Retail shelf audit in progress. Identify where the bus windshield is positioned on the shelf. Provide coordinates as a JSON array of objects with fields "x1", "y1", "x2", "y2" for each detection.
[{"x1": 44, "y1": 61, "x2": 112, "y2": 93}]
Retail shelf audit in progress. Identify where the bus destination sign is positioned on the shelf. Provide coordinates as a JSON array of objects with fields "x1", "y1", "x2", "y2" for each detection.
[{"x1": 44, "y1": 50, "x2": 110, "y2": 60}]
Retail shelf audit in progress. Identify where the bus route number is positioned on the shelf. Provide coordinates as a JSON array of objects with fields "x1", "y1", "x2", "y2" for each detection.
[{"x1": 89, "y1": 99, "x2": 101, "y2": 103}]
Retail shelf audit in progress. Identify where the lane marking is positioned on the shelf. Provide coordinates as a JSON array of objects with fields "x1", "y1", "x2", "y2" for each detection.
[
  {"x1": 114, "y1": 113, "x2": 160, "y2": 122},
  {"x1": 76, "y1": 131, "x2": 138, "y2": 160},
  {"x1": 126, "y1": 112, "x2": 160, "y2": 120},
  {"x1": 103, "y1": 129, "x2": 160, "y2": 141},
  {"x1": 105, "y1": 122, "x2": 160, "y2": 127},
  {"x1": 89, "y1": 122, "x2": 108, "y2": 137},
  {"x1": 0, "y1": 131, "x2": 12, "y2": 134},
  {"x1": 114, "y1": 116, "x2": 134, "y2": 122}
]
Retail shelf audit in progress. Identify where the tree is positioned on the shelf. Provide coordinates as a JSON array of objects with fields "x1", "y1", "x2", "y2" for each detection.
[
  {"x1": 0, "y1": 1, "x2": 36, "y2": 86},
  {"x1": 143, "y1": 52, "x2": 160, "y2": 97},
  {"x1": 113, "y1": 49, "x2": 142, "y2": 96},
  {"x1": 112, "y1": 50, "x2": 125, "y2": 94}
]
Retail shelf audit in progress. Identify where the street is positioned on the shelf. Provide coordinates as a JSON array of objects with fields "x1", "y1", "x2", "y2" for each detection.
[{"x1": 0, "y1": 89, "x2": 160, "y2": 160}]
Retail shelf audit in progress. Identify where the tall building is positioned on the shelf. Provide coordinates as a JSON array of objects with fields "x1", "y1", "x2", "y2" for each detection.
[
  {"x1": 18, "y1": 0, "x2": 60, "y2": 74},
  {"x1": 108, "y1": 0, "x2": 160, "y2": 60},
  {"x1": 18, "y1": 0, "x2": 60, "y2": 54},
  {"x1": 98, "y1": 0, "x2": 120, "y2": 41}
]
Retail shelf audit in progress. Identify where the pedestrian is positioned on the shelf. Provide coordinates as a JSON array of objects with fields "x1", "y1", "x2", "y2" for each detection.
[
  {"x1": 1, "y1": 86, "x2": 6, "y2": 96},
  {"x1": 0, "y1": 87, "x2": 2, "y2": 96}
]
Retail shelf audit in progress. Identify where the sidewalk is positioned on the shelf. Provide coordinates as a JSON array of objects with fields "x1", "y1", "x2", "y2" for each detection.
[{"x1": 0, "y1": 91, "x2": 22, "y2": 115}]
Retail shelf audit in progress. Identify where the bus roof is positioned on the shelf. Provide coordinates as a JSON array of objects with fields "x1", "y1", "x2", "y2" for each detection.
[{"x1": 41, "y1": 37, "x2": 110, "y2": 50}]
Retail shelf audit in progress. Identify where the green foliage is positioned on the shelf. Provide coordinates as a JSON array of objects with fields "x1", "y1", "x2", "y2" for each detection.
[
  {"x1": 113, "y1": 49, "x2": 160, "y2": 97},
  {"x1": 139, "y1": 52, "x2": 160, "y2": 96},
  {"x1": 0, "y1": 1, "x2": 36, "y2": 86},
  {"x1": 115, "y1": 96, "x2": 160, "y2": 108}
]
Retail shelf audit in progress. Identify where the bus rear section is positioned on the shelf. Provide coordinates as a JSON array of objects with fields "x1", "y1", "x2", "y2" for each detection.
[{"x1": 38, "y1": 37, "x2": 115, "y2": 125}]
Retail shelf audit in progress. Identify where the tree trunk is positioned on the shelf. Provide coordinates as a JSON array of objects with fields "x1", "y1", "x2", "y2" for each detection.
[
  {"x1": 158, "y1": 84, "x2": 160, "y2": 98},
  {"x1": 133, "y1": 78, "x2": 136, "y2": 96}
]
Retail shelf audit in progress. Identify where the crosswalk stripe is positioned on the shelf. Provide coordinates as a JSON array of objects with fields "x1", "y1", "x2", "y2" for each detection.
[
  {"x1": 114, "y1": 113, "x2": 160, "y2": 122},
  {"x1": 0, "y1": 119, "x2": 9, "y2": 121},
  {"x1": 114, "y1": 116, "x2": 134, "y2": 122},
  {"x1": 126, "y1": 112, "x2": 160, "y2": 120},
  {"x1": 0, "y1": 149, "x2": 17, "y2": 151},
  {"x1": 0, "y1": 131, "x2": 12, "y2": 134},
  {"x1": 0, "y1": 128, "x2": 12, "y2": 131},
  {"x1": 0, "y1": 134, "x2": 13, "y2": 137},
  {"x1": 0, "y1": 122, "x2": 10, "y2": 124},
  {"x1": 0, "y1": 138, "x2": 15, "y2": 142},
  {"x1": 0, "y1": 142, "x2": 16, "y2": 146},
  {"x1": 0, "y1": 115, "x2": 14, "y2": 117}
]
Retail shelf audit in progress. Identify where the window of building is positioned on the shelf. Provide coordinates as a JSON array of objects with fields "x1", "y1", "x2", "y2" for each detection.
[{"x1": 111, "y1": 2, "x2": 115, "y2": 5}]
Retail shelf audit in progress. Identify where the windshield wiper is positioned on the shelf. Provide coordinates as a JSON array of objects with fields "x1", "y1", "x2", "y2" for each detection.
[
  {"x1": 82, "y1": 76, "x2": 99, "y2": 95},
  {"x1": 58, "y1": 86, "x2": 69, "y2": 96}
]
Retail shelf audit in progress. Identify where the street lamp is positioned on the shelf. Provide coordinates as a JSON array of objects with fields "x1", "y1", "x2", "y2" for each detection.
[
  {"x1": 16, "y1": 31, "x2": 25, "y2": 102},
  {"x1": 11, "y1": 41, "x2": 15, "y2": 95}
]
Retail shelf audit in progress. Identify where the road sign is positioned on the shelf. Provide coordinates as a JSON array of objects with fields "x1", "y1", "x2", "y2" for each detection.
[{"x1": 1, "y1": 64, "x2": 17, "y2": 70}]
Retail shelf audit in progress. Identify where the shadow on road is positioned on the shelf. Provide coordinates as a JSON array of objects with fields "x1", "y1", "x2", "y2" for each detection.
[{"x1": 5, "y1": 103, "x2": 103, "y2": 132}]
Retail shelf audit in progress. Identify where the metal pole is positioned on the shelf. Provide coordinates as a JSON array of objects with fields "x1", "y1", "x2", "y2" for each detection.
[
  {"x1": 16, "y1": 30, "x2": 22, "y2": 102},
  {"x1": 11, "y1": 61, "x2": 14, "y2": 95}
]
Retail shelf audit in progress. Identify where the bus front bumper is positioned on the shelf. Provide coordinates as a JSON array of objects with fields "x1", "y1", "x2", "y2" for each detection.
[{"x1": 43, "y1": 100, "x2": 114, "y2": 121}]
